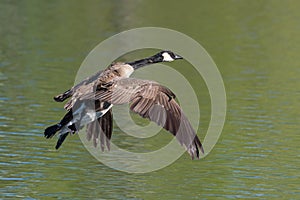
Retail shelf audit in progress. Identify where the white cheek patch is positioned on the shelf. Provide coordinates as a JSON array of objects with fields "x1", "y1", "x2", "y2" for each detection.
[
  {"x1": 162, "y1": 52, "x2": 174, "y2": 62},
  {"x1": 123, "y1": 65, "x2": 134, "y2": 77}
]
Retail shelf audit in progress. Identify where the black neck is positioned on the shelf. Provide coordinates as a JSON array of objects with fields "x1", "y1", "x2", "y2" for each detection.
[{"x1": 126, "y1": 55, "x2": 161, "y2": 70}]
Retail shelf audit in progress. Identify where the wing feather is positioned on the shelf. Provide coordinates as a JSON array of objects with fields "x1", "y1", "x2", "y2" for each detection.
[
  {"x1": 86, "y1": 108, "x2": 113, "y2": 151},
  {"x1": 54, "y1": 70, "x2": 104, "y2": 103},
  {"x1": 82, "y1": 78, "x2": 204, "y2": 159}
]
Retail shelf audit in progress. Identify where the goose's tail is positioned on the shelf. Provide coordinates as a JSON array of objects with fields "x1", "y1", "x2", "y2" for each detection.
[
  {"x1": 44, "y1": 109, "x2": 73, "y2": 138},
  {"x1": 44, "y1": 124, "x2": 62, "y2": 138}
]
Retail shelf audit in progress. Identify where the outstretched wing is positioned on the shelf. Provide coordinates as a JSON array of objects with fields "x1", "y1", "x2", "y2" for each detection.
[
  {"x1": 81, "y1": 78, "x2": 204, "y2": 159},
  {"x1": 53, "y1": 69, "x2": 104, "y2": 107},
  {"x1": 86, "y1": 108, "x2": 113, "y2": 151}
]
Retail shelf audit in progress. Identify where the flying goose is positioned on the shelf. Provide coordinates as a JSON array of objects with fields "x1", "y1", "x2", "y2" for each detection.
[{"x1": 44, "y1": 50, "x2": 204, "y2": 159}]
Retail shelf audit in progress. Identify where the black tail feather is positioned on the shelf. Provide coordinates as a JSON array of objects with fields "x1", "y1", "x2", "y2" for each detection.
[
  {"x1": 55, "y1": 133, "x2": 69, "y2": 149},
  {"x1": 44, "y1": 124, "x2": 61, "y2": 138}
]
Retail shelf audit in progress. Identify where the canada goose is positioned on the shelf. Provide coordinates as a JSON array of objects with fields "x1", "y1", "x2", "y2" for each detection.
[{"x1": 44, "y1": 50, "x2": 204, "y2": 159}]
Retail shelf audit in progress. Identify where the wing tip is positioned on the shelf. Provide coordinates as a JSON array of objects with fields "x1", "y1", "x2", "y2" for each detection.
[
  {"x1": 187, "y1": 136, "x2": 204, "y2": 160},
  {"x1": 54, "y1": 90, "x2": 72, "y2": 102}
]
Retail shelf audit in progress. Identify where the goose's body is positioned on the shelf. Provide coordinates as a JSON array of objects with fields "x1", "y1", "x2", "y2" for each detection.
[{"x1": 44, "y1": 51, "x2": 204, "y2": 159}]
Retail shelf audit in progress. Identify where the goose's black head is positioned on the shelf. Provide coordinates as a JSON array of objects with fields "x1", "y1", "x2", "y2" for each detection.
[{"x1": 127, "y1": 50, "x2": 183, "y2": 69}]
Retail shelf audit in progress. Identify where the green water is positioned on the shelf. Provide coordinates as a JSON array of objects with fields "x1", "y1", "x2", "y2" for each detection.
[{"x1": 1, "y1": 0, "x2": 299, "y2": 199}]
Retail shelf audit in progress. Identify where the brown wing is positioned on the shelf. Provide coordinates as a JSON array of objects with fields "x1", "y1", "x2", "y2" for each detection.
[
  {"x1": 86, "y1": 108, "x2": 113, "y2": 151},
  {"x1": 54, "y1": 70, "x2": 104, "y2": 103},
  {"x1": 82, "y1": 78, "x2": 204, "y2": 159}
]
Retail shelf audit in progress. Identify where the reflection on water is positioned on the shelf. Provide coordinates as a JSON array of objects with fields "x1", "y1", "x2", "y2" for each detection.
[{"x1": 1, "y1": 0, "x2": 299, "y2": 199}]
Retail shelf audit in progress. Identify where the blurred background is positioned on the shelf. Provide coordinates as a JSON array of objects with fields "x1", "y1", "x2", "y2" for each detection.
[{"x1": 1, "y1": 0, "x2": 299, "y2": 199}]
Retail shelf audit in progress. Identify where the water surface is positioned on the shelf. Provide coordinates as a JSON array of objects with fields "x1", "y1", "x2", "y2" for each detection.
[{"x1": 1, "y1": 1, "x2": 299, "y2": 199}]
